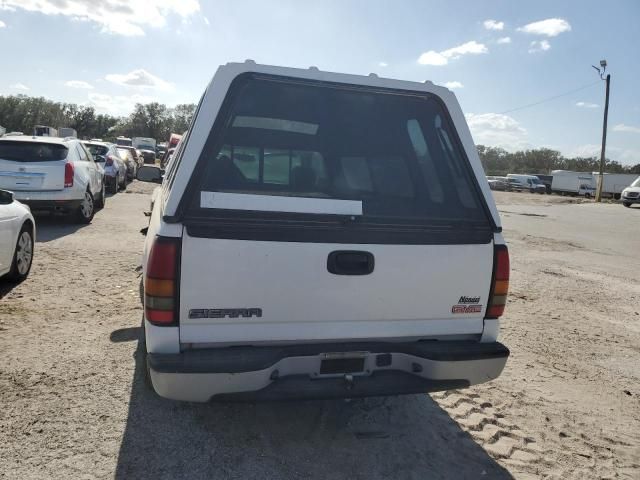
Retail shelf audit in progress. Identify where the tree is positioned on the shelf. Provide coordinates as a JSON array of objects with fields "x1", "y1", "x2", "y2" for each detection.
[
  {"x1": 476, "y1": 145, "x2": 638, "y2": 176},
  {"x1": 169, "y1": 103, "x2": 196, "y2": 134}
]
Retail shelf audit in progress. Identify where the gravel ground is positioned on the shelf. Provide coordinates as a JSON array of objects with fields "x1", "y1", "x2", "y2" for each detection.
[{"x1": 1, "y1": 185, "x2": 638, "y2": 479}]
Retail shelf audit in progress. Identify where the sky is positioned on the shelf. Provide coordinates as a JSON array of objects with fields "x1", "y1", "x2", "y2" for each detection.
[{"x1": 0, "y1": 0, "x2": 638, "y2": 165}]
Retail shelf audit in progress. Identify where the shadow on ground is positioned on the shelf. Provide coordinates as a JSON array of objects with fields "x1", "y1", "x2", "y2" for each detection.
[
  {"x1": 33, "y1": 215, "x2": 88, "y2": 242},
  {"x1": 112, "y1": 329, "x2": 512, "y2": 480},
  {"x1": 0, "y1": 279, "x2": 21, "y2": 299}
]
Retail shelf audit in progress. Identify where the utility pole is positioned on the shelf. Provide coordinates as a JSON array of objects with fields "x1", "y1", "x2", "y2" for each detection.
[{"x1": 592, "y1": 60, "x2": 610, "y2": 203}]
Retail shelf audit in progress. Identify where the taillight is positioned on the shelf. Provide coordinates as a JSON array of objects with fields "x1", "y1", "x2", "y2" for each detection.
[
  {"x1": 144, "y1": 236, "x2": 181, "y2": 326},
  {"x1": 485, "y1": 244, "x2": 509, "y2": 318},
  {"x1": 105, "y1": 155, "x2": 114, "y2": 166},
  {"x1": 64, "y1": 162, "x2": 74, "y2": 187}
]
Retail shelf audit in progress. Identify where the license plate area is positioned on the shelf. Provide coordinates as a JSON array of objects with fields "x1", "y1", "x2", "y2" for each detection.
[{"x1": 319, "y1": 352, "x2": 367, "y2": 375}]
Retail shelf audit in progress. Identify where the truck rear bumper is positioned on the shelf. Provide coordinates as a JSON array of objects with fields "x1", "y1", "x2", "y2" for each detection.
[{"x1": 147, "y1": 340, "x2": 509, "y2": 402}]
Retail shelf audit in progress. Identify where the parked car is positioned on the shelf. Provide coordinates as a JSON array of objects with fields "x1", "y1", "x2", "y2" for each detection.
[
  {"x1": 83, "y1": 141, "x2": 127, "y2": 194},
  {"x1": 133, "y1": 137, "x2": 157, "y2": 164},
  {"x1": 621, "y1": 176, "x2": 640, "y2": 207},
  {"x1": 506, "y1": 174, "x2": 546, "y2": 193},
  {"x1": 116, "y1": 147, "x2": 138, "y2": 181},
  {"x1": 136, "y1": 61, "x2": 510, "y2": 402},
  {"x1": 116, "y1": 136, "x2": 132, "y2": 147},
  {"x1": 156, "y1": 144, "x2": 167, "y2": 159},
  {"x1": 0, "y1": 189, "x2": 35, "y2": 282},
  {"x1": 116, "y1": 145, "x2": 143, "y2": 168},
  {"x1": 486, "y1": 176, "x2": 511, "y2": 191},
  {"x1": 0, "y1": 136, "x2": 104, "y2": 222}
]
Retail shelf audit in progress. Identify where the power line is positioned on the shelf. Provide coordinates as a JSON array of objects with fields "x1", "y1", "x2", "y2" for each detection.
[{"x1": 500, "y1": 80, "x2": 601, "y2": 115}]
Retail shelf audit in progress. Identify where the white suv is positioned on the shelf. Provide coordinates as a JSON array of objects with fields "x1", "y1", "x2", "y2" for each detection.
[
  {"x1": 0, "y1": 136, "x2": 105, "y2": 223},
  {"x1": 137, "y1": 62, "x2": 510, "y2": 402}
]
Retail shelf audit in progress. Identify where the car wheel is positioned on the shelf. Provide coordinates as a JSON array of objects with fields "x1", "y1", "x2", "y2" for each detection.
[
  {"x1": 623, "y1": 202, "x2": 631, "y2": 208},
  {"x1": 95, "y1": 181, "x2": 106, "y2": 209},
  {"x1": 108, "y1": 176, "x2": 118, "y2": 194},
  {"x1": 584, "y1": 193, "x2": 591, "y2": 199},
  {"x1": 7, "y1": 224, "x2": 34, "y2": 282},
  {"x1": 120, "y1": 172, "x2": 127, "y2": 191},
  {"x1": 76, "y1": 189, "x2": 95, "y2": 224}
]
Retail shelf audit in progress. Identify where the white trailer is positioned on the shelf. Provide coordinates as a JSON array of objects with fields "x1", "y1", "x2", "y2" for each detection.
[
  {"x1": 33, "y1": 125, "x2": 57, "y2": 137},
  {"x1": 592, "y1": 173, "x2": 639, "y2": 199},
  {"x1": 58, "y1": 127, "x2": 77, "y2": 138},
  {"x1": 551, "y1": 170, "x2": 596, "y2": 197}
]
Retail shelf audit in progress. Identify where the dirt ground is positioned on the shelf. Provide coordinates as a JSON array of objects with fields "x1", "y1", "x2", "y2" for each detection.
[{"x1": 1, "y1": 185, "x2": 638, "y2": 479}]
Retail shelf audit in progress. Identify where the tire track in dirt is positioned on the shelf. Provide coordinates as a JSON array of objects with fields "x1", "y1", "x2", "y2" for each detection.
[
  {"x1": 431, "y1": 388, "x2": 637, "y2": 479},
  {"x1": 432, "y1": 389, "x2": 544, "y2": 475}
]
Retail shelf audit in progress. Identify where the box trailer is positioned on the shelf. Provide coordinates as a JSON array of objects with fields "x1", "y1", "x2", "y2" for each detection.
[
  {"x1": 58, "y1": 127, "x2": 77, "y2": 138},
  {"x1": 593, "y1": 173, "x2": 639, "y2": 199},
  {"x1": 551, "y1": 170, "x2": 596, "y2": 197},
  {"x1": 33, "y1": 125, "x2": 57, "y2": 137}
]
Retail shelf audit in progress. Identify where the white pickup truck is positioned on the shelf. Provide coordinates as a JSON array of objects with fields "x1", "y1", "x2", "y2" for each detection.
[{"x1": 136, "y1": 61, "x2": 510, "y2": 402}]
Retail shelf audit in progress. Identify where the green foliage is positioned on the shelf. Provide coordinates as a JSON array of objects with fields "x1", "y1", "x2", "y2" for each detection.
[
  {"x1": 0, "y1": 95, "x2": 196, "y2": 143},
  {"x1": 477, "y1": 145, "x2": 640, "y2": 175},
  {"x1": 1, "y1": 95, "x2": 638, "y2": 174}
]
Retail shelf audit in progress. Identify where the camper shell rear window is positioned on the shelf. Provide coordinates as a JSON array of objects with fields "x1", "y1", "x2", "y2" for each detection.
[{"x1": 180, "y1": 74, "x2": 494, "y2": 243}]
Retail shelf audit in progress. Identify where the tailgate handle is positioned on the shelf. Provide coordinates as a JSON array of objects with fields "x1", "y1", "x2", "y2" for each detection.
[{"x1": 327, "y1": 251, "x2": 374, "y2": 275}]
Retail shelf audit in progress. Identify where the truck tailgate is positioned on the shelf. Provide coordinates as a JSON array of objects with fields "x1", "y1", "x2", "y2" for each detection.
[{"x1": 179, "y1": 233, "x2": 493, "y2": 345}]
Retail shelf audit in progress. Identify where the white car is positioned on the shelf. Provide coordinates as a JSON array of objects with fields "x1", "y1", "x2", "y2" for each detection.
[
  {"x1": 0, "y1": 189, "x2": 35, "y2": 282},
  {"x1": 621, "y1": 176, "x2": 640, "y2": 207},
  {"x1": 83, "y1": 141, "x2": 127, "y2": 194},
  {"x1": 136, "y1": 61, "x2": 510, "y2": 402},
  {"x1": 0, "y1": 136, "x2": 105, "y2": 223}
]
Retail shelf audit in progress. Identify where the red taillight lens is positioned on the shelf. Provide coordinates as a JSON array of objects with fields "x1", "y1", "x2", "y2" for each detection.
[
  {"x1": 64, "y1": 162, "x2": 74, "y2": 187},
  {"x1": 145, "y1": 236, "x2": 180, "y2": 326},
  {"x1": 486, "y1": 245, "x2": 509, "y2": 318},
  {"x1": 105, "y1": 155, "x2": 114, "y2": 166}
]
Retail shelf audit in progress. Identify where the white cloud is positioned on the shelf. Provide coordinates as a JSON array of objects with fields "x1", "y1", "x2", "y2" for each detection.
[
  {"x1": 575, "y1": 101, "x2": 599, "y2": 109},
  {"x1": 418, "y1": 40, "x2": 488, "y2": 66},
  {"x1": 465, "y1": 113, "x2": 529, "y2": 150},
  {"x1": 105, "y1": 69, "x2": 171, "y2": 90},
  {"x1": 612, "y1": 124, "x2": 640, "y2": 134},
  {"x1": 10, "y1": 83, "x2": 29, "y2": 91},
  {"x1": 497, "y1": 36, "x2": 511, "y2": 44},
  {"x1": 418, "y1": 51, "x2": 448, "y2": 66},
  {"x1": 378, "y1": 61, "x2": 388, "y2": 67},
  {"x1": 565, "y1": 143, "x2": 640, "y2": 165},
  {"x1": 65, "y1": 80, "x2": 94, "y2": 89},
  {"x1": 528, "y1": 40, "x2": 551, "y2": 53},
  {"x1": 443, "y1": 81, "x2": 463, "y2": 89},
  {"x1": 0, "y1": 20, "x2": 6, "y2": 28},
  {"x1": 518, "y1": 18, "x2": 571, "y2": 37},
  {"x1": 483, "y1": 19, "x2": 504, "y2": 31},
  {"x1": 0, "y1": 0, "x2": 201, "y2": 36},
  {"x1": 87, "y1": 92, "x2": 154, "y2": 116}
]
